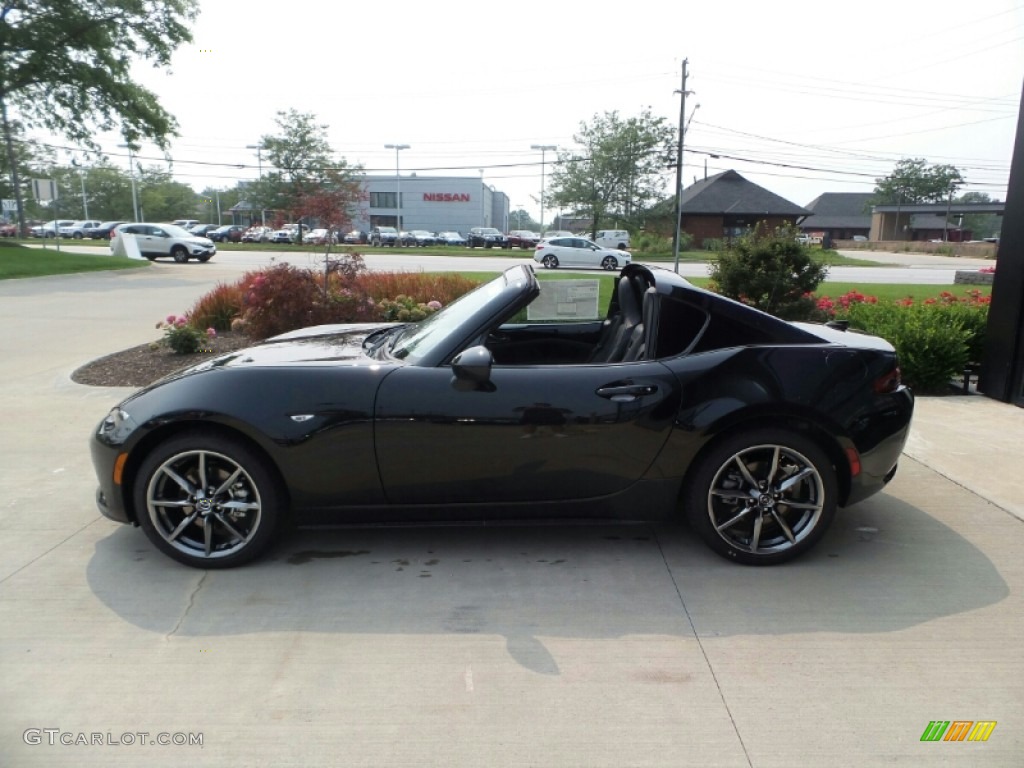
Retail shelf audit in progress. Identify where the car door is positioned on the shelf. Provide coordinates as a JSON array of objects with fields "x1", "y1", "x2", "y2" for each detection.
[
  {"x1": 567, "y1": 238, "x2": 594, "y2": 267},
  {"x1": 121, "y1": 225, "x2": 156, "y2": 257},
  {"x1": 373, "y1": 358, "x2": 680, "y2": 508},
  {"x1": 144, "y1": 226, "x2": 173, "y2": 257}
]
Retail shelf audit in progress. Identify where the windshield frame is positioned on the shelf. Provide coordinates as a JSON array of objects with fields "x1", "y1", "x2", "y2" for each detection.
[{"x1": 388, "y1": 265, "x2": 538, "y2": 367}]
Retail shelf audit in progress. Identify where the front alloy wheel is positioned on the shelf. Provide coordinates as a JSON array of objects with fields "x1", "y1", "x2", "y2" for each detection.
[
  {"x1": 685, "y1": 429, "x2": 837, "y2": 565},
  {"x1": 134, "y1": 433, "x2": 282, "y2": 568},
  {"x1": 601, "y1": 256, "x2": 618, "y2": 270}
]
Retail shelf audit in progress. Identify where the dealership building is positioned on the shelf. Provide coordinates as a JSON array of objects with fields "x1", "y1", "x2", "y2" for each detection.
[{"x1": 356, "y1": 175, "x2": 510, "y2": 234}]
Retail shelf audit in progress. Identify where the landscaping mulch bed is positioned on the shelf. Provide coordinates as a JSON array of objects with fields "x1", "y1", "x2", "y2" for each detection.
[{"x1": 72, "y1": 332, "x2": 253, "y2": 387}]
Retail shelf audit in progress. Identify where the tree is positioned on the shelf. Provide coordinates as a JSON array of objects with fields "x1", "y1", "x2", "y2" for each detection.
[
  {"x1": 0, "y1": 0, "x2": 199, "y2": 233},
  {"x1": 709, "y1": 223, "x2": 828, "y2": 320},
  {"x1": 872, "y1": 158, "x2": 964, "y2": 204},
  {"x1": 136, "y1": 167, "x2": 199, "y2": 223},
  {"x1": 956, "y1": 191, "x2": 1001, "y2": 239},
  {"x1": 251, "y1": 110, "x2": 363, "y2": 242},
  {"x1": 547, "y1": 108, "x2": 675, "y2": 235},
  {"x1": 508, "y1": 208, "x2": 539, "y2": 231}
]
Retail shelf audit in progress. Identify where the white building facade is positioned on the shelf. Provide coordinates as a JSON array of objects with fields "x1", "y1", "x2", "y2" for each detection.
[{"x1": 357, "y1": 175, "x2": 509, "y2": 234}]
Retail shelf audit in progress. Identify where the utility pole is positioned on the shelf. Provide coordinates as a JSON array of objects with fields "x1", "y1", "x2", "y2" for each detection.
[{"x1": 672, "y1": 59, "x2": 690, "y2": 273}]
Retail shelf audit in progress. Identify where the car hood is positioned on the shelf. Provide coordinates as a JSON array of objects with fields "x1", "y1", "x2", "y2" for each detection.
[
  {"x1": 213, "y1": 323, "x2": 402, "y2": 368},
  {"x1": 124, "y1": 323, "x2": 402, "y2": 402}
]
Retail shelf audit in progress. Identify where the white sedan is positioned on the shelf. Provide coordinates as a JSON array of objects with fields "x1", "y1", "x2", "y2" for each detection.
[{"x1": 533, "y1": 236, "x2": 631, "y2": 270}]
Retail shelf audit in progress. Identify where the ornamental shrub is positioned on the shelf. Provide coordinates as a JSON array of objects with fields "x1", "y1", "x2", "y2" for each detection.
[
  {"x1": 840, "y1": 301, "x2": 972, "y2": 393},
  {"x1": 156, "y1": 315, "x2": 215, "y2": 354},
  {"x1": 239, "y1": 264, "x2": 325, "y2": 340},
  {"x1": 709, "y1": 223, "x2": 828, "y2": 320},
  {"x1": 187, "y1": 282, "x2": 245, "y2": 332}
]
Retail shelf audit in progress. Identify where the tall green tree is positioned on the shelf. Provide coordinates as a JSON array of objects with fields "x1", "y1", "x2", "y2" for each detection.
[
  {"x1": 872, "y1": 158, "x2": 964, "y2": 204},
  {"x1": 547, "y1": 108, "x2": 674, "y2": 235},
  {"x1": 136, "y1": 166, "x2": 198, "y2": 223},
  {"x1": 0, "y1": 0, "x2": 199, "y2": 232},
  {"x1": 251, "y1": 110, "x2": 362, "y2": 241},
  {"x1": 956, "y1": 191, "x2": 1001, "y2": 239}
]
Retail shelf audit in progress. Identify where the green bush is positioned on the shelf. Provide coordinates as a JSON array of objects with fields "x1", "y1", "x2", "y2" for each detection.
[
  {"x1": 841, "y1": 302, "x2": 973, "y2": 393},
  {"x1": 709, "y1": 223, "x2": 828, "y2": 320},
  {"x1": 156, "y1": 315, "x2": 211, "y2": 354},
  {"x1": 632, "y1": 232, "x2": 673, "y2": 254}
]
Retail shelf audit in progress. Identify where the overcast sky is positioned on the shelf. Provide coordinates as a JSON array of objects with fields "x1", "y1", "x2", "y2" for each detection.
[{"x1": 67, "y1": 0, "x2": 1024, "y2": 222}]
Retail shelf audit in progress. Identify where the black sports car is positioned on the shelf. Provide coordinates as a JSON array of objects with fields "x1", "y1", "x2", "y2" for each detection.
[{"x1": 91, "y1": 264, "x2": 913, "y2": 569}]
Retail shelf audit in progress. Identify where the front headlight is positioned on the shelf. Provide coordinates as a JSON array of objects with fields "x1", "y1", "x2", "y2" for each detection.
[{"x1": 97, "y1": 407, "x2": 137, "y2": 445}]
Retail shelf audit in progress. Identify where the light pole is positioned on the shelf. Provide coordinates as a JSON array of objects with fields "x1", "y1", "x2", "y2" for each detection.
[
  {"x1": 530, "y1": 144, "x2": 556, "y2": 234},
  {"x1": 479, "y1": 168, "x2": 485, "y2": 226},
  {"x1": 70, "y1": 158, "x2": 89, "y2": 218},
  {"x1": 385, "y1": 143, "x2": 409, "y2": 231},
  {"x1": 245, "y1": 144, "x2": 265, "y2": 225},
  {"x1": 117, "y1": 143, "x2": 140, "y2": 222}
]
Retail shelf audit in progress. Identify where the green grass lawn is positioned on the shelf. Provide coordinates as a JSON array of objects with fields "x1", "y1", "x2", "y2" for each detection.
[{"x1": 0, "y1": 243, "x2": 148, "y2": 279}]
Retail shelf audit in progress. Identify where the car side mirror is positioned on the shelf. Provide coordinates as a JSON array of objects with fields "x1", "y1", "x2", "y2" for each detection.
[{"x1": 451, "y1": 345, "x2": 495, "y2": 392}]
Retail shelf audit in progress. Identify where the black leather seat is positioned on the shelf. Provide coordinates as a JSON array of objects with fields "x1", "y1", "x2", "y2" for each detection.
[
  {"x1": 587, "y1": 276, "x2": 643, "y2": 363},
  {"x1": 620, "y1": 287, "x2": 658, "y2": 362}
]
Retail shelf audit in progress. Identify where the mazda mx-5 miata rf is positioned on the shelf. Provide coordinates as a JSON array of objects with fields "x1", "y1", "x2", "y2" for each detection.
[{"x1": 91, "y1": 264, "x2": 914, "y2": 569}]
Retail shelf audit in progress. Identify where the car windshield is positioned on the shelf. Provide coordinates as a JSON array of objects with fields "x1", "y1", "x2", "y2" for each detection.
[
  {"x1": 480, "y1": 228, "x2": 500, "y2": 235},
  {"x1": 390, "y1": 270, "x2": 517, "y2": 364}
]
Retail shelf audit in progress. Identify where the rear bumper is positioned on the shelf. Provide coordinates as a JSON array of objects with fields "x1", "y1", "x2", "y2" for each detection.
[{"x1": 844, "y1": 386, "x2": 915, "y2": 506}]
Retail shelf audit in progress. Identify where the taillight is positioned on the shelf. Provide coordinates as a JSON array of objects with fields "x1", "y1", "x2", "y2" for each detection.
[{"x1": 874, "y1": 366, "x2": 901, "y2": 393}]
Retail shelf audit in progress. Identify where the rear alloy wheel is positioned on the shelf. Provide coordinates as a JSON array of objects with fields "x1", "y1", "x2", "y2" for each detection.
[
  {"x1": 684, "y1": 428, "x2": 837, "y2": 565},
  {"x1": 171, "y1": 245, "x2": 189, "y2": 263},
  {"x1": 134, "y1": 432, "x2": 283, "y2": 568},
  {"x1": 601, "y1": 256, "x2": 618, "y2": 270},
  {"x1": 542, "y1": 254, "x2": 559, "y2": 269}
]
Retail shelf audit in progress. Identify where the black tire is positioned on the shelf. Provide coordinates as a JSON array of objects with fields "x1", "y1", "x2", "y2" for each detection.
[
  {"x1": 171, "y1": 246, "x2": 189, "y2": 263},
  {"x1": 542, "y1": 254, "x2": 558, "y2": 269},
  {"x1": 683, "y1": 428, "x2": 837, "y2": 565},
  {"x1": 73, "y1": 232, "x2": 83, "y2": 239},
  {"x1": 133, "y1": 431, "x2": 285, "y2": 569},
  {"x1": 601, "y1": 256, "x2": 618, "y2": 270}
]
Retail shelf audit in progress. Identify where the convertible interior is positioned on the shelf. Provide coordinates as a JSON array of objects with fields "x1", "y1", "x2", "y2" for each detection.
[{"x1": 484, "y1": 269, "x2": 736, "y2": 367}]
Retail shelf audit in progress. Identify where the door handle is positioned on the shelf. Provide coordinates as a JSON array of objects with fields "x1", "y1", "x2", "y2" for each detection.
[{"x1": 596, "y1": 384, "x2": 658, "y2": 402}]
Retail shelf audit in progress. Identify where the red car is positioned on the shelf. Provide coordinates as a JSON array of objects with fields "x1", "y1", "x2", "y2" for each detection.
[{"x1": 506, "y1": 230, "x2": 541, "y2": 249}]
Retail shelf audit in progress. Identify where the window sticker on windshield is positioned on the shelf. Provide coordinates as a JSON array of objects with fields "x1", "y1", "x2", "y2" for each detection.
[{"x1": 528, "y1": 280, "x2": 600, "y2": 321}]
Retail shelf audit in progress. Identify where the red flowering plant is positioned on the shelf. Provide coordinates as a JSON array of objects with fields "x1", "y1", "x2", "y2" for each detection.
[
  {"x1": 820, "y1": 288, "x2": 991, "y2": 392},
  {"x1": 156, "y1": 314, "x2": 217, "y2": 354}
]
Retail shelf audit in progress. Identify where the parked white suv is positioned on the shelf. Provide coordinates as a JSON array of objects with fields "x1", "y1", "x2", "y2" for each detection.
[{"x1": 110, "y1": 223, "x2": 216, "y2": 262}]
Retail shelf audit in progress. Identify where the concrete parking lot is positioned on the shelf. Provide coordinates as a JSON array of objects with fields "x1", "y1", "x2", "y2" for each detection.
[{"x1": 1, "y1": 259, "x2": 1021, "y2": 767}]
